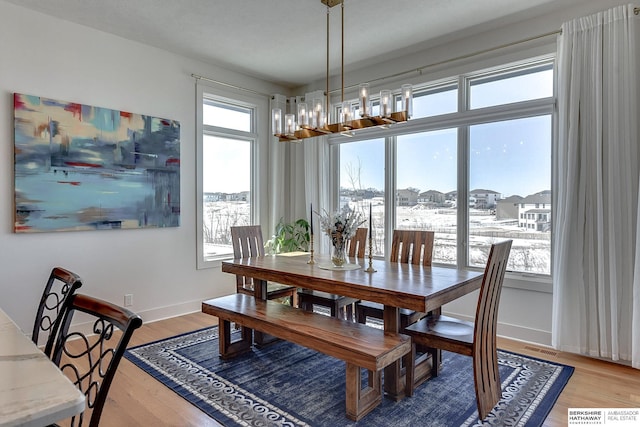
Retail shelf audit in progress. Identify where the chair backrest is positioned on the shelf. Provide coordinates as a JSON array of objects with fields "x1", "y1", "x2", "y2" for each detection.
[
  {"x1": 472, "y1": 239, "x2": 512, "y2": 419},
  {"x1": 389, "y1": 230, "x2": 434, "y2": 265},
  {"x1": 230, "y1": 225, "x2": 265, "y2": 294},
  {"x1": 48, "y1": 293, "x2": 143, "y2": 427},
  {"x1": 32, "y1": 267, "x2": 83, "y2": 351},
  {"x1": 347, "y1": 227, "x2": 368, "y2": 258}
]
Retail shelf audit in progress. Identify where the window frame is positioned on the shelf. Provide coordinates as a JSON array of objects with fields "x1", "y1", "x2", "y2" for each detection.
[
  {"x1": 196, "y1": 84, "x2": 267, "y2": 269},
  {"x1": 329, "y1": 55, "x2": 555, "y2": 291}
]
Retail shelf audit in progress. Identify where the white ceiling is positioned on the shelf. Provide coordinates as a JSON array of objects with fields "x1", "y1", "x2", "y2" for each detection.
[{"x1": 5, "y1": 0, "x2": 583, "y2": 88}]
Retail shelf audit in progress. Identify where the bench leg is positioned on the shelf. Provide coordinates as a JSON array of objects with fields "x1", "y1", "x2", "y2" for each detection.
[
  {"x1": 254, "y1": 331, "x2": 279, "y2": 348},
  {"x1": 345, "y1": 363, "x2": 382, "y2": 421},
  {"x1": 405, "y1": 344, "x2": 416, "y2": 397},
  {"x1": 219, "y1": 318, "x2": 252, "y2": 359}
]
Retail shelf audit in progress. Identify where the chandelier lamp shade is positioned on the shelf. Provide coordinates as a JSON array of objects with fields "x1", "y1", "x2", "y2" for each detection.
[{"x1": 272, "y1": 0, "x2": 412, "y2": 142}]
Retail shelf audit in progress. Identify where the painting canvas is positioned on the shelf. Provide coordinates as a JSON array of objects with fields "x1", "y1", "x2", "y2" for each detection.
[{"x1": 13, "y1": 93, "x2": 180, "y2": 232}]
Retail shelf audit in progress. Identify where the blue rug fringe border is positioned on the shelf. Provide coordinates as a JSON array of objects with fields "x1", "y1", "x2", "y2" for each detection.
[{"x1": 498, "y1": 348, "x2": 574, "y2": 425}]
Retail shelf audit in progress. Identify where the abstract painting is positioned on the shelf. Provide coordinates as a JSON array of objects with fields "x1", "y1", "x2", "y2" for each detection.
[{"x1": 13, "y1": 93, "x2": 180, "y2": 232}]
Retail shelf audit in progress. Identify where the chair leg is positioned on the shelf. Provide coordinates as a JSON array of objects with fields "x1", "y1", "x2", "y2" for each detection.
[
  {"x1": 330, "y1": 303, "x2": 338, "y2": 318},
  {"x1": 429, "y1": 348, "x2": 441, "y2": 377},
  {"x1": 344, "y1": 303, "x2": 354, "y2": 321},
  {"x1": 299, "y1": 297, "x2": 312, "y2": 312}
]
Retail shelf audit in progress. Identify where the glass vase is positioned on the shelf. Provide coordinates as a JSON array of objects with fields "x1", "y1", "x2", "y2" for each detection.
[{"x1": 331, "y1": 236, "x2": 347, "y2": 267}]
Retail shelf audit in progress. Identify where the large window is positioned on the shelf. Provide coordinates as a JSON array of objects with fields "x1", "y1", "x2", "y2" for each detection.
[
  {"x1": 335, "y1": 58, "x2": 553, "y2": 277},
  {"x1": 197, "y1": 89, "x2": 260, "y2": 267},
  {"x1": 396, "y1": 129, "x2": 458, "y2": 265},
  {"x1": 468, "y1": 116, "x2": 551, "y2": 274},
  {"x1": 339, "y1": 139, "x2": 385, "y2": 255}
]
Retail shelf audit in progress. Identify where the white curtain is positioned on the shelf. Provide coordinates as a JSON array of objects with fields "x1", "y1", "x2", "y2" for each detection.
[
  {"x1": 267, "y1": 94, "x2": 288, "y2": 238},
  {"x1": 302, "y1": 90, "x2": 332, "y2": 255},
  {"x1": 268, "y1": 90, "x2": 331, "y2": 254},
  {"x1": 552, "y1": 4, "x2": 640, "y2": 368}
]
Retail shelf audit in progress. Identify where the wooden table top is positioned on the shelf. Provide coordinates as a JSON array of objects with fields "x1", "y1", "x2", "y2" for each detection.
[
  {"x1": 222, "y1": 253, "x2": 483, "y2": 313},
  {"x1": 0, "y1": 308, "x2": 85, "y2": 427}
]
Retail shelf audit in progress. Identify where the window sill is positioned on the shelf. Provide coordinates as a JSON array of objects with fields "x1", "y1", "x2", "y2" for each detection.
[
  {"x1": 431, "y1": 262, "x2": 552, "y2": 294},
  {"x1": 503, "y1": 271, "x2": 552, "y2": 293},
  {"x1": 198, "y1": 255, "x2": 233, "y2": 270}
]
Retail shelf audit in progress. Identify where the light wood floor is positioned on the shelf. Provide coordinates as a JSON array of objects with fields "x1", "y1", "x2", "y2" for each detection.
[{"x1": 94, "y1": 311, "x2": 640, "y2": 427}]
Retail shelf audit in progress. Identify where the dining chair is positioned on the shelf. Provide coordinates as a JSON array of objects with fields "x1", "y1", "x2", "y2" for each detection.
[
  {"x1": 231, "y1": 225, "x2": 298, "y2": 306},
  {"x1": 46, "y1": 293, "x2": 143, "y2": 427},
  {"x1": 404, "y1": 239, "x2": 513, "y2": 420},
  {"x1": 297, "y1": 227, "x2": 367, "y2": 320},
  {"x1": 31, "y1": 267, "x2": 83, "y2": 352},
  {"x1": 355, "y1": 229, "x2": 435, "y2": 327}
]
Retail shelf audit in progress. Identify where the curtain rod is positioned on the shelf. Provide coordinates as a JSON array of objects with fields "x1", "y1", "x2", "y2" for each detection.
[
  {"x1": 193, "y1": 28, "x2": 560, "y2": 100},
  {"x1": 195, "y1": 6, "x2": 639, "y2": 99},
  {"x1": 335, "y1": 6, "x2": 640, "y2": 92},
  {"x1": 330, "y1": 29, "x2": 562, "y2": 94},
  {"x1": 191, "y1": 73, "x2": 272, "y2": 98}
]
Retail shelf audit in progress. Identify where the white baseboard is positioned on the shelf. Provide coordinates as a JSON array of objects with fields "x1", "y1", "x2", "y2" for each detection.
[
  {"x1": 443, "y1": 310, "x2": 552, "y2": 347},
  {"x1": 69, "y1": 298, "x2": 206, "y2": 336},
  {"x1": 68, "y1": 301, "x2": 553, "y2": 348}
]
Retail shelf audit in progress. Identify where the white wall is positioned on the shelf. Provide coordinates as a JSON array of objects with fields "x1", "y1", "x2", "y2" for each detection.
[{"x1": 0, "y1": 1, "x2": 288, "y2": 334}]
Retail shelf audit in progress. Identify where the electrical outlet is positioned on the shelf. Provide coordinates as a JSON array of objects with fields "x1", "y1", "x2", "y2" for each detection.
[{"x1": 124, "y1": 294, "x2": 133, "y2": 307}]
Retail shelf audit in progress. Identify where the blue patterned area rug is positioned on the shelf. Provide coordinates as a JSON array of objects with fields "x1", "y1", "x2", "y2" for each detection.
[{"x1": 125, "y1": 326, "x2": 573, "y2": 427}]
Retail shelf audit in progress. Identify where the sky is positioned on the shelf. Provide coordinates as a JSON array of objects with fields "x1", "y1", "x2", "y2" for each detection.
[
  {"x1": 203, "y1": 135, "x2": 250, "y2": 193},
  {"x1": 340, "y1": 116, "x2": 551, "y2": 198},
  {"x1": 203, "y1": 103, "x2": 251, "y2": 193},
  {"x1": 339, "y1": 67, "x2": 553, "y2": 198}
]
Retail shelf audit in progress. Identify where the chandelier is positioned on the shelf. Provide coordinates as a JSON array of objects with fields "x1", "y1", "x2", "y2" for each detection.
[{"x1": 272, "y1": 0, "x2": 412, "y2": 142}]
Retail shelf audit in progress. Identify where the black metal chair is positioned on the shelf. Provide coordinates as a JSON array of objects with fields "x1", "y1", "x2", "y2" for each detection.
[
  {"x1": 32, "y1": 267, "x2": 83, "y2": 353},
  {"x1": 297, "y1": 227, "x2": 367, "y2": 320},
  {"x1": 46, "y1": 293, "x2": 143, "y2": 427}
]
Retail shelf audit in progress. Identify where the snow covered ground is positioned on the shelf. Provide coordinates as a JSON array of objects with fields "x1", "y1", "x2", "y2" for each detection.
[
  {"x1": 351, "y1": 201, "x2": 550, "y2": 275},
  {"x1": 203, "y1": 200, "x2": 551, "y2": 275}
]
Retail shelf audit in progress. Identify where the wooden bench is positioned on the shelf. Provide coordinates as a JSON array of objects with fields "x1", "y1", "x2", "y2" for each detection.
[{"x1": 202, "y1": 293, "x2": 411, "y2": 421}]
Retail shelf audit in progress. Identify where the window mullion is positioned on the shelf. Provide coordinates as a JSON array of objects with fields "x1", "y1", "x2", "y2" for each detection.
[
  {"x1": 457, "y1": 126, "x2": 470, "y2": 269},
  {"x1": 458, "y1": 74, "x2": 469, "y2": 269},
  {"x1": 385, "y1": 135, "x2": 397, "y2": 256}
]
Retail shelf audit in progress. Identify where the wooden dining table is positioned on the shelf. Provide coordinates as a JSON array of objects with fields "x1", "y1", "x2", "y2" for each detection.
[
  {"x1": 222, "y1": 252, "x2": 483, "y2": 400},
  {"x1": 0, "y1": 307, "x2": 85, "y2": 427}
]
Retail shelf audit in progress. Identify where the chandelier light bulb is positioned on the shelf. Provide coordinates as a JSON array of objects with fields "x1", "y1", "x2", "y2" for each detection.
[
  {"x1": 359, "y1": 83, "x2": 370, "y2": 117},
  {"x1": 380, "y1": 90, "x2": 392, "y2": 118},
  {"x1": 401, "y1": 84, "x2": 413, "y2": 118},
  {"x1": 272, "y1": 108, "x2": 282, "y2": 135},
  {"x1": 284, "y1": 114, "x2": 296, "y2": 136},
  {"x1": 297, "y1": 102, "x2": 309, "y2": 128}
]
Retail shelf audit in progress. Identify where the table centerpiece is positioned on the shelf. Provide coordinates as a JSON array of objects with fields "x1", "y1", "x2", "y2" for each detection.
[{"x1": 317, "y1": 206, "x2": 365, "y2": 267}]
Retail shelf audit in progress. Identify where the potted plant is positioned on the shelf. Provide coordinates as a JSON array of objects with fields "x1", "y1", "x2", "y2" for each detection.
[{"x1": 266, "y1": 218, "x2": 310, "y2": 254}]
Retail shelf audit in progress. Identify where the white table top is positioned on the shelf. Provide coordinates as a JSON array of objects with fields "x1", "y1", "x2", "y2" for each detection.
[{"x1": 0, "y1": 307, "x2": 85, "y2": 427}]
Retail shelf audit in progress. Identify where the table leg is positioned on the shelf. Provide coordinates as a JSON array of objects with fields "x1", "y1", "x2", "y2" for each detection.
[
  {"x1": 382, "y1": 305, "x2": 404, "y2": 401},
  {"x1": 430, "y1": 307, "x2": 442, "y2": 377},
  {"x1": 253, "y1": 279, "x2": 279, "y2": 347}
]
